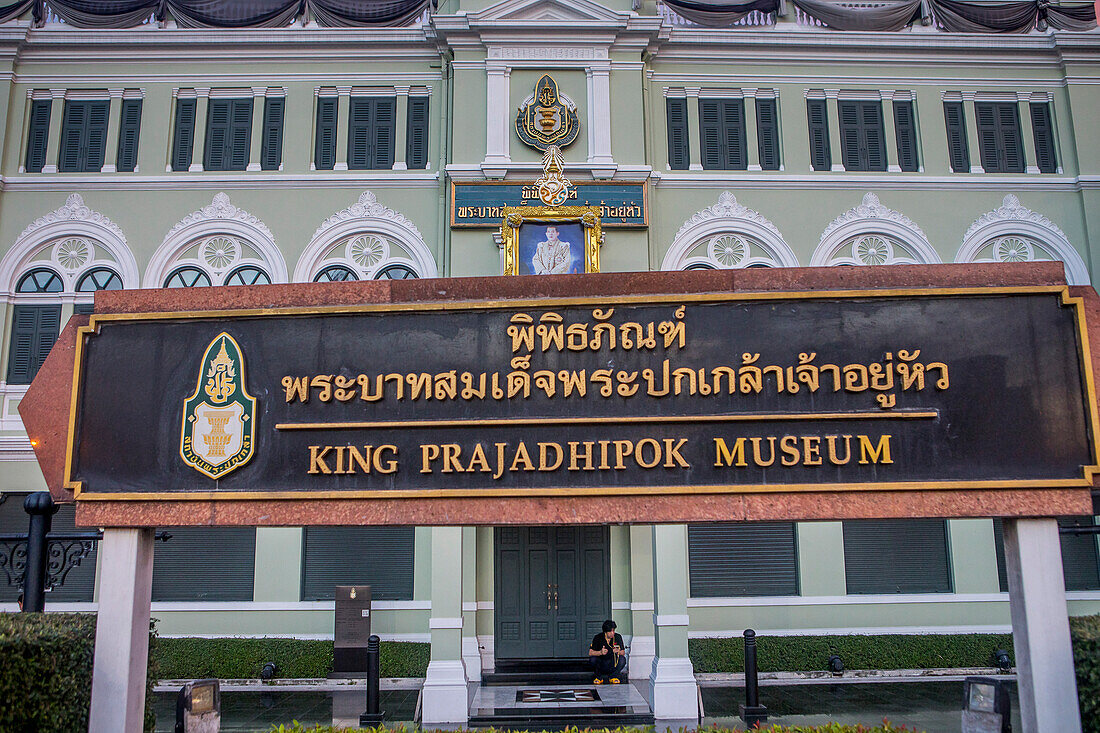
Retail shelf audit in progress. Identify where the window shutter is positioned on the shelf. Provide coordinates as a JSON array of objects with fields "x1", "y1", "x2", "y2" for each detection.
[
  {"x1": 838, "y1": 101, "x2": 861, "y2": 171},
  {"x1": 6, "y1": 304, "x2": 61, "y2": 385},
  {"x1": 1030, "y1": 102, "x2": 1056, "y2": 174},
  {"x1": 301, "y1": 526, "x2": 415, "y2": 600},
  {"x1": 893, "y1": 100, "x2": 918, "y2": 172},
  {"x1": 406, "y1": 95, "x2": 429, "y2": 170},
  {"x1": 723, "y1": 99, "x2": 747, "y2": 169},
  {"x1": 204, "y1": 99, "x2": 230, "y2": 171},
  {"x1": 806, "y1": 99, "x2": 831, "y2": 171},
  {"x1": 83, "y1": 100, "x2": 109, "y2": 172},
  {"x1": 699, "y1": 99, "x2": 722, "y2": 170},
  {"x1": 943, "y1": 101, "x2": 969, "y2": 173},
  {"x1": 116, "y1": 99, "x2": 142, "y2": 172},
  {"x1": 372, "y1": 97, "x2": 396, "y2": 169},
  {"x1": 997, "y1": 103, "x2": 1024, "y2": 173},
  {"x1": 842, "y1": 519, "x2": 952, "y2": 594},
  {"x1": 993, "y1": 517, "x2": 1100, "y2": 592},
  {"x1": 171, "y1": 98, "x2": 196, "y2": 171},
  {"x1": 315, "y1": 97, "x2": 337, "y2": 170},
  {"x1": 152, "y1": 527, "x2": 256, "y2": 601},
  {"x1": 756, "y1": 98, "x2": 780, "y2": 171},
  {"x1": 228, "y1": 98, "x2": 253, "y2": 171},
  {"x1": 25, "y1": 99, "x2": 51, "y2": 173},
  {"x1": 665, "y1": 97, "x2": 689, "y2": 170},
  {"x1": 688, "y1": 522, "x2": 799, "y2": 597},
  {"x1": 58, "y1": 101, "x2": 86, "y2": 173},
  {"x1": 259, "y1": 96, "x2": 284, "y2": 171},
  {"x1": 348, "y1": 97, "x2": 373, "y2": 170},
  {"x1": 861, "y1": 101, "x2": 887, "y2": 172},
  {"x1": 975, "y1": 102, "x2": 1000, "y2": 172}
]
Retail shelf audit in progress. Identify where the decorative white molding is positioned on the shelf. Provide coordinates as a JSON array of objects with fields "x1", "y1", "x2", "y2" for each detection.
[
  {"x1": 0, "y1": 193, "x2": 138, "y2": 295},
  {"x1": 810, "y1": 192, "x2": 940, "y2": 267},
  {"x1": 663, "y1": 191, "x2": 796, "y2": 271},
  {"x1": 294, "y1": 190, "x2": 437, "y2": 282},
  {"x1": 956, "y1": 194, "x2": 1089, "y2": 285},
  {"x1": 144, "y1": 192, "x2": 286, "y2": 288}
]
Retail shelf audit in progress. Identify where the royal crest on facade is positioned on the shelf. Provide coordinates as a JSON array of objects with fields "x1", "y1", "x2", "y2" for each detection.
[
  {"x1": 180, "y1": 332, "x2": 256, "y2": 479},
  {"x1": 516, "y1": 75, "x2": 579, "y2": 152}
]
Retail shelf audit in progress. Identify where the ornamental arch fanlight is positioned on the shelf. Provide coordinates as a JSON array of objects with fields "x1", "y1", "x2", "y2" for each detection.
[
  {"x1": 0, "y1": 193, "x2": 137, "y2": 304},
  {"x1": 662, "y1": 192, "x2": 798, "y2": 271},
  {"x1": 144, "y1": 192, "x2": 287, "y2": 289},
  {"x1": 955, "y1": 194, "x2": 1089, "y2": 285},
  {"x1": 295, "y1": 190, "x2": 437, "y2": 283},
  {"x1": 810, "y1": 193, "x2": 941, "y2": 267}
]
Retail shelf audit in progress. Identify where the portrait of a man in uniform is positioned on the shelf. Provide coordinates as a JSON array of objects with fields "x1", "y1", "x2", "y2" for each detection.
[{"x1": 518, "y1": 223, "x2": 583, "y2": 275}]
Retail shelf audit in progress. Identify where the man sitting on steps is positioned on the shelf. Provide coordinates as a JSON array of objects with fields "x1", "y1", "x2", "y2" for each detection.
[{"x1": 589, "y1": 619, "x2": 627, "y2": 684}]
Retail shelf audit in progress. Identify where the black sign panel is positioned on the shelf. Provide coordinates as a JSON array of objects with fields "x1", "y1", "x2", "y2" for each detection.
[{"x1": 66, "y1": 288, "x2": 1100, "y2": 501}]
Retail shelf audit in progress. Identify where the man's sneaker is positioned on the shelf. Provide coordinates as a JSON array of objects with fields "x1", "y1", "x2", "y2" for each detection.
[
  {"x1": 610, "y1": 677, "x2": 621, "y2": 684},
  {"x1": 594, "y1": 677, "x2": 604, "y2": 685}
]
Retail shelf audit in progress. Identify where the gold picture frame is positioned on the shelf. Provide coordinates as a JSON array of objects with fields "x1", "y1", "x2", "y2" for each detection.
[{"x1": 501, "y1": 205, "x2": 603, "y2": 276}]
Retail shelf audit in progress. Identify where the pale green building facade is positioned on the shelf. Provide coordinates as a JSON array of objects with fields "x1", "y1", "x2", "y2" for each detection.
[{"x1": 0, "y1": 0, "x2": 1098, "y2": 694}]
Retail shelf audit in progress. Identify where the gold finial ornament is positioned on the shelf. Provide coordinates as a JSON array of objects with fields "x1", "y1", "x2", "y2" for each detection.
[{"x1": 535, "y1": 145, "x2": 573, "y2": 207}]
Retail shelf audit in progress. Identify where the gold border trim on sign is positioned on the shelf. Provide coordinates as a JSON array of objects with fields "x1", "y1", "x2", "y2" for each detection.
[{"x1": 63, "y1": 285, "x2": 1100, "y2": 501}]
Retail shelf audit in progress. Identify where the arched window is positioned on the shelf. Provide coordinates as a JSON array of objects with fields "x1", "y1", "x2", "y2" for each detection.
[
  {"x1": 810, "y1": 193, "x2": 940, "y2": 267},
  {"x1": 956, "y1": 195, "x2": 1089, "y2": 285},
  {"x1": 76, "y1": 268, "x2": 123, "y2": 292},
  {"x1": 295, "y1": 191, "x2": 437, "y2": 282},
  {"x1": 662, "y1": 192, "x2": 796, "y2": 271},
  {"x1": 17, "y1": 268, "x2": 63, "y2": 293},
  {"x1": 145, "y1": 193, "x2": 286, "y2": 288}
]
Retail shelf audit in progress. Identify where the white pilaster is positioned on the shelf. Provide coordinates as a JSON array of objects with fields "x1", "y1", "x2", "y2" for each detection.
[
  {"x1": 961, "y1": 92, "x2": 984, "y2": 173},
  {"x1": 1003, "y1": 518, "x2": 1082, "y2": 733},
  {"x1": 89, "y1": 528, "x2": 155, "y2": 733},
  {"x1": 880, "y1": 90, "x2": 900, "y2": 172},
  {"x1": 423, "y1": 526, "x2": 468, "y2": 726},
  {"x1": 1018, "y1": 92, "x2": 1039, "y2": 174},
  {"x1": 483, "y1": 63, "x2": 511, "y2": 178},
  {"x1": 825, "y1": 89, "x2": 844, "y2": 171},
  {"x1": 586, "y1": 63, "x2": 615, "y2": 178},
  {"x1": 188, "y1": 89, "x2": 209, "y2": 172},
  {"x1": 393, "y1": 86, "x2": 409, "y2": 171},
  {"x1": 101, "y1": 89, "x2": 124, "y2": 173},
  {"x1": 649, "y1": 524, "x2": 699, "y2": 720},
  {"x1": 744, "y1": 90, "x2": 760, "y2": 171},
  {"x1": 42, "y1": 90, "x2": 64, "y2": 174},
  {"x1": 334, "y1": 87, "x2": 351, "y2": 171},
  {"x1": 685, "y1": 88, "x2": 702, "y2": 171},
  {"x1": 246, "y1": 87, "x2": 266, "y2": 171}
]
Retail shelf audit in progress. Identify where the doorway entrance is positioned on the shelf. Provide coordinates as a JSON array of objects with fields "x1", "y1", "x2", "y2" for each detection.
[{"x1": 494, "y1": 526, "x2": 611, "y2": 661}]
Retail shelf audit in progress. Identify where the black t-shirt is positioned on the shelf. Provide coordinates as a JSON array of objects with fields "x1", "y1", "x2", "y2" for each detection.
[{"x1": 591, "y1": 632, "x2": 624, "y2": 654}]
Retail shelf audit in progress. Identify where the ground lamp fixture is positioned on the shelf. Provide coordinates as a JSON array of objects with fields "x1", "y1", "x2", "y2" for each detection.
[
  {"x1": 175, "y1": 679, "x2": 220, "y2": 733},
  {"x1": 260, "y1": 662, "x2": 278, "y2": 681},
  {"x1": 993, "y1": 649, "x2": 1012, "y2": 672},
  {"x1": 962, "y1": 676, "x2": 1010, "y2": 733},
  {"x1": 828, "y1": 654, "x2": 844, "y2": 676}
]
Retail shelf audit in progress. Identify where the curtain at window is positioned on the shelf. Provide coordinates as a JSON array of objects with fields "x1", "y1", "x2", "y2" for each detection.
[
  {"x1": 306, "y1": 0, "x2": 430, "y2": 26},
  {"x1": 0, "y1": 0, "x2": 35, "y2": 23},
  {"x1": 791, "y1": 0, "x2": 922, "y2": 29},
  {"x1": 931, "y1": 0, "x2": 1039, "y2": 31},
  {"x1": 1042, "y1": 0, "x2": 1096, "y2": 29},
  {"x1": 41, "y1": 0, "x2": 159, "y2": 27},
  {"x1": 165, "y1": 0, "x2": 301, "y2": 28},
  {"x1": 663, "y1": 0, "x2": 779, "y2": 26}
]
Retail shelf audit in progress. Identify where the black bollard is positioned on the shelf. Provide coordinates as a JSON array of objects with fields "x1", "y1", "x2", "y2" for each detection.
[
  {"x1": 22, "y1": 492, "x2": 57, "y2": 613},
  {"x1": 359, "y1": 634, "x2": 385, "y2": 725},
  {"x1": 739, "y1": 629, "x2": 768, "y2": 727}
]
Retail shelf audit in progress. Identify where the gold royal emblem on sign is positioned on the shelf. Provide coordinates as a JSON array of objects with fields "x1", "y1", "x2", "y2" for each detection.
[
  {"x1": 180, "y1": 333, "x2": 256, "y2": 479},
  {"x1": 516, "y1": 74, "x2": 579, "y2": 152}
]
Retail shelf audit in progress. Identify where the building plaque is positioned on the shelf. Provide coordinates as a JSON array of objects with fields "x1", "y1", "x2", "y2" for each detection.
[
  {"x1": 451, "y1": 181, "x2": 646, "y2": 228},
  {"x1": 62, "y1": 286, "x2": 1099, "y2": 503}
]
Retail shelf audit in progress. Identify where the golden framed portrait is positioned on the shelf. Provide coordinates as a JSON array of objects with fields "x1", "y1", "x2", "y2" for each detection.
[{"x1": 501, "y1": 205, "x2": 603, "y2": 276}]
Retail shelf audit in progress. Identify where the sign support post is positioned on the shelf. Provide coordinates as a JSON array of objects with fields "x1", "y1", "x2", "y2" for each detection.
[
  {"x1": 649, "y1": 524, "x2": 698, "y2": 720},
  {"x1": 1003, "y1": 518, "x2": 1083, "y2": 733},
  {"x1": 422, "y1": 526, "x2": 469, "y2": 725},
  {"x1": 88, "y1": 527, "x2": 155, "y2": 733}
]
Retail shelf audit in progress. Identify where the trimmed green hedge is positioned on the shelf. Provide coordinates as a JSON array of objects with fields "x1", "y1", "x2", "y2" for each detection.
[
  {"x1": 689, "y1": 633, "x2": 1014, "y2": 673},
  {"x1": 155, "y1": 637, "x2": 429, "y2": 679},
  {"x1": 1072, "y1": 615, "x2": 1100, "y2": 733},
  {"x1": 0, "y1": 612, "x2": 156, "y2": 733}
]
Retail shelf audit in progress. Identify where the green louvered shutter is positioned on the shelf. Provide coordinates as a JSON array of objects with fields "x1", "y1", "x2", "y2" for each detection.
[
  {"x1": 807, "y1": 99, "x2": 831, "y2": 171},
  {"x1": 976, "y1": 102, "x2": 1024, "y2": 173},
  {"x1": 315, "y1": 97, "x2": 337, "y2": 170},
  {"x1": 372, "y1": 97, "x2": 396, "y2": 169},
  {"x1": 1030, "y1": 102, "x2": 1057, "y2": 174},
  {"x1": 756, "y1": 98, "x2": 780, "y2": 171},
  {"x1": 116, "y1": 99, "x2": 142, "y2": 172},
  {"x1": 58, "y1": 100, "x2": 109, "y2": 172},
  {"x1": 842, "y1": 519, "x2": 952, "y2": 594},
  {"x1": 301, "y1": 526, "x2": 415, "y2": 600},
  {"x1": 260, "y1": 96, "x2": 284, "y2": 171},
  {"x1": 171, "y1": 98, "x2": 196, "y2": 171},
  {"x1": 666, "y1": 97, "x2": 689, "y2": 170},
  {"x1": 688, "y1": 522, "x2": 799, "y2": 597},
  {"x1": 699, "y1": 99, "x2": 746, "y2": 170},
  {"x1": 993, "y1": 517, "x2": 1100, "y2": 592},
  {"x1": 699, "y1": 99, "x2": 722, "y2": 169},
  {"x1": 204, "y1": 99, "x2": 230, "y2": 171},
  {"x1": 25, "y1": 99, "x2": 51, "y2": 173},
  {"x1": 6, "y1": 305, "x2": 61, "y2": 385},
  {"x1": 406, "y1": 96, "x2": 429, "y2": 170},
  {"x1": 152, "y1": 527, "x2": 256, "y2": 601},
  {"x1": 893, "y1": 100, "x2": 919, "y2": 172},
  {"x1": 348, "y1": 97, "x2": 373, "y2": 169},
  {"x1": 943, "y1": 101, "x2": 969, "y2": 173},
  {"x1": 58, "y1": 101, "x2": 86, "y2": 172},
  {"x1": 839, "y1": 101, "x2": 885, "y2": 172},
  {"x1": 84, "y1": 100, "x2": 109, "y2": 172},
  {"x1": 228, "y1": 98, "x2": 253, "y2": 170}
]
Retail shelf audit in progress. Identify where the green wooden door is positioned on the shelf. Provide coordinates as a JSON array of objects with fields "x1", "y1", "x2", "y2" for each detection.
[{"x1": 494, "y1": 526, "x2": 610, "y2": 660}]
